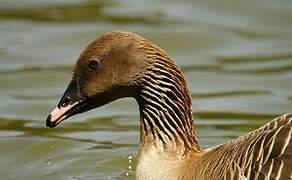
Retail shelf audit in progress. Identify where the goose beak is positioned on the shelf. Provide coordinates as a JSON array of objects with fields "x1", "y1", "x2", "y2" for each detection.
[{"x1": 46, "y1": 78, "x2": 86, "y2": 128}]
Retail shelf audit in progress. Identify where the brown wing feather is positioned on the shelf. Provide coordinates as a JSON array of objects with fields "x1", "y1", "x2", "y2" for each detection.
[{"x1": 203, "y1": 113, "x2": 292, "y2": 180}]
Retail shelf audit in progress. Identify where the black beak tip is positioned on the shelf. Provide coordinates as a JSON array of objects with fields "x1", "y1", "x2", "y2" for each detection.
[{"x1": 46, "y1": 114, "x2": 56, "y2": 128}]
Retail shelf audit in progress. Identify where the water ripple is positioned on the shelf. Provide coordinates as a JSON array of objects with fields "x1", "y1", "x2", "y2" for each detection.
[{"x1": 193, "y1": 90, "x2": 271, "y2": 98}]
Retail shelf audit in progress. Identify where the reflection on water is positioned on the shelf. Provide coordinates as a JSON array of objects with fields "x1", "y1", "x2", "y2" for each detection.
[
  {"x1": 0, "y1": 0, "x2": 292, "y2": 179},
  {"x1": 0, "y1": 1, "x2": 167, "y2": 24}
]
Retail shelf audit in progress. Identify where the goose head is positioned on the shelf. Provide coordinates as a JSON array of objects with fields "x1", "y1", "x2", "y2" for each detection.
[{"x1": 46, "y1": 32, "x2": 150, "y2": 127}]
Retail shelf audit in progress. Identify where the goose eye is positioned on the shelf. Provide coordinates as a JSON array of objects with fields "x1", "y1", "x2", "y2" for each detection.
[{"x1": 88, "y1": 59, "x2": 100, "y2": 71}]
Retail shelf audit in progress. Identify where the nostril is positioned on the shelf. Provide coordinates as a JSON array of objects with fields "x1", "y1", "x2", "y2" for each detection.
[{"x1": 61, "y1": 96, "x2": 71, "y2": 107}]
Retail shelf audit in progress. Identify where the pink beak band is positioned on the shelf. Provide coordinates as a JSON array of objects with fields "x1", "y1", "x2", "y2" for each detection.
[{"x1": 47, "y1": 102, "x2": 78, "y2": 127}]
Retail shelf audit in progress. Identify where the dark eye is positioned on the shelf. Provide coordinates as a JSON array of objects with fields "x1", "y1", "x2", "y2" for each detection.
[{"x1": 88, "y1": 59, "x2": 100, "y2": 71}]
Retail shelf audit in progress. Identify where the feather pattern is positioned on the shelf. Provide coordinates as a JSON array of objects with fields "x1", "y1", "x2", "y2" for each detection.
[
  {"x1": 198, "y1": 113, "x2": 292, "y2": 180},
  {"x1": 128, "y1": 32, "x2": 292, "y2": 180}
]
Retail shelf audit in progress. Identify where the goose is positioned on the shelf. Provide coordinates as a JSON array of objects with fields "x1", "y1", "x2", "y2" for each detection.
[{"x1": 46, "y1": 31, "x2": 292, "y2": 180}]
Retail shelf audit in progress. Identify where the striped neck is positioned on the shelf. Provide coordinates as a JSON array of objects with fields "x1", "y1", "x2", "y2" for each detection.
[{"x1": 136, "y1": 49, "x2": 200, "y2": 152}]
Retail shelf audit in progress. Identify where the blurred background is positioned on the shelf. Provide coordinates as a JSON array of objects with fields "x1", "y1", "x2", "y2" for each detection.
[{"x1": 0, "y1": 0, "x2": 292, "y2": 179}]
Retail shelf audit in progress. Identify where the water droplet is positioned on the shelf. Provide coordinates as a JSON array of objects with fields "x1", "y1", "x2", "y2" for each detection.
[
  {"x1": 125, "y1": 155, "x2": 134, "y2": 177},
  {"x1": 45, "y1": 157, "x2": 52, "y2": 166},
  {"x1": 127, "y1": 155, "x2": 132, "y2": 160}
]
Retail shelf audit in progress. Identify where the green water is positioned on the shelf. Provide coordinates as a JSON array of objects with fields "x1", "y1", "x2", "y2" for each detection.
[{"x1": 0, "y1": 0, "x2": 292, "y2": 179}]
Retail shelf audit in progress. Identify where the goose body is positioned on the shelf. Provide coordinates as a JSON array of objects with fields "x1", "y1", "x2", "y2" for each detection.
[
  {"x1": 46, "y1": 31, "x2": 292, "y2": 180},
  {"x1": 136, "y1": 113, "x2": 292, "y2": 180}
]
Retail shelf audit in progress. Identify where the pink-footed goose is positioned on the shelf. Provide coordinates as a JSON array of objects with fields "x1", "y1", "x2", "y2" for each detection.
[{"x1": 46, "y1": 31, "x2": 292, "y2": 180}]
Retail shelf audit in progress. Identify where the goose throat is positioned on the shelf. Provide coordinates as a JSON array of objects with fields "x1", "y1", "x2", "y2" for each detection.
[{"x1": 135, "y1": 49, "x2": 200, "y2": 151}]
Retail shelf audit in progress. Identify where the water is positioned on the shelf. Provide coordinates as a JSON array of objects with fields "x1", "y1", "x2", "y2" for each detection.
[
  {"x1": 0, "y1": 0, "x2": 292, "y2": 179},
  {"x1": 45, "y1": 157, "x2": 52, "y2": 166}
]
